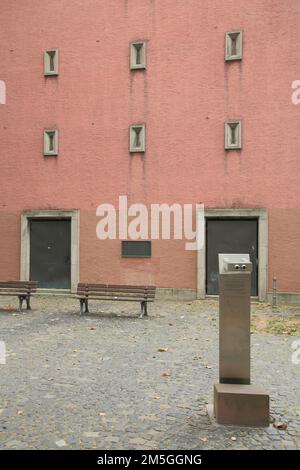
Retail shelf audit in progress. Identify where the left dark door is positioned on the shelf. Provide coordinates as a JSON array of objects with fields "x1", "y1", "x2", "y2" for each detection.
[{"x1": 30, "y1": 219, "x2": 71, "y2": 289}]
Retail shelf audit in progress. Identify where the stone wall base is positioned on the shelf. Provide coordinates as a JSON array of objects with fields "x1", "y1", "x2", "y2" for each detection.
[
  {"x1": 266, "y1": 292, "x2": 300, "y2": 306},
  {"x1": 33, "y1": 288, "x2": 300, "y2": 305}
]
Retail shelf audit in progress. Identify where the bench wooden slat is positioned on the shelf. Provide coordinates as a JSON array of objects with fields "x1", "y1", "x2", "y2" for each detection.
[
  {"x1": 0, "y1": 287, "x2": 34, "y2": 291},
  {"x1": 77, "y1": 287, "x2": 155, "y2": 295},
  {"x1": 78, "y1": 284, "x2": 155, "y2": 291},
  {"x1": 76, "y1": 294, "x2": 155, "y2": 301},
  {"x1": 0, "y1": 286, "x2": 31, "y2": 290},
  {"x1": 0, "y1": 280, "x2": 37, "y2": 284},
  {"x1": 77, "y1": 285, "x2": 155, "y2": 295},
  {"x1": 0, "y1": 282, "x2": 37, "y2": 288},
  {"x1": 76, "y1": 293, "x2": 155, "y2": 299},
  {"x1": 0, "y1": 289, "x2": 35, "y2": 295},
  {"x1": 77, "y1": 292, "x2": 155, "y2": 299},
  {"x1": 77, "y1": 283, "x2": 156, "y2": 289},
  {"x1": 76, "y1": 296, "x2": 154, "y2": 302}
]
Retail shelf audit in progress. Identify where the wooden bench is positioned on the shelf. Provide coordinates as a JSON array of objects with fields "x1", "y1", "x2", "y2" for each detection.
[
  {"x1": 76, "y1": 283, "x2": 156, "y2": 317},
  {"x1": 0, "y1": 281, "x2": 38, "y2": 312}
]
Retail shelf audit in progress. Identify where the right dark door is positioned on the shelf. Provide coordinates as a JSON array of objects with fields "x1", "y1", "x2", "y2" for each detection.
[{"x1": 206, "y1": 218, "x2": 258, "y2": 296}]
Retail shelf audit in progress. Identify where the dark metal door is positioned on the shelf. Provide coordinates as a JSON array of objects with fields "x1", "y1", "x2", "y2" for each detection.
[
  {"x1": 30, "y1": 219, "x2": 71, "y2": 289},
  {"x1": 206, "y1": 218, "x2": 258, "y2": 296}
]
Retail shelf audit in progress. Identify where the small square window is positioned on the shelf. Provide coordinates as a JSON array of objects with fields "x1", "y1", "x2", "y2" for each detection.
[
  {"x1": 225, "y1": 120, "x2": 242, "y2": 150},
  {"x1": 122, "y1": 241, "x2": 151, "y2": 258},
  {"x1": 130, "y1": 124, "x2": 145, "y2": 153},
  {"x1": 44, "y1": 129, "x2": 58, "y2": 156},
  {"x1": 225, "y1": 31, "x2": 243, "y2": 61},
  {"x1": 44, "y1": 49, "x2": 59, "y2": 76},
  {"x1": 130, "y1": 41, "x2": 146, "y2": 70}
]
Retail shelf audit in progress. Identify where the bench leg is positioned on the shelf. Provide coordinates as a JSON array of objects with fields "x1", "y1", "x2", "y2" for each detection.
[
  {"x1": 140, "y1": 301, "x2": 147, "y2": 318},
  {"x1": 26, "y1": 296, "x2": 31, "y2": 310},
  {"x1": 144, "y1": 302, "x2": 148, "y2": 316},
  {"x1": 18, "y1": 296, "x2": 25, "y2": 312},
  {"x1": 85, "y1": 299, "x2": 89, "y2": 313},
  {"x1": 79, "y1": 299, "x2": 84, "y2": 316}
]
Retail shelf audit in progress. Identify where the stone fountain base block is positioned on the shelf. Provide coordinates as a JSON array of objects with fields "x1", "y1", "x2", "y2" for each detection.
[{"x1": 214, "y1": 383, "x2": 270, "y2": 427}]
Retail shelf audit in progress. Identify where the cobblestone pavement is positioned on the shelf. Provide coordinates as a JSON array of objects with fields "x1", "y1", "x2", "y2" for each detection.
[{"x1": 0, "y1": 296, "x2": 299, "y2": 450}]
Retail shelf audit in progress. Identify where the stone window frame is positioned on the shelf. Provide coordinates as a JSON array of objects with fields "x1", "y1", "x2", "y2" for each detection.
[
  {"x1": 44, "y1": 129, "x2": 59, "y2": 156},
  {"x1": 225, "y1": 31, "x2": 243, "y2": 61},
  {"x1": 129, "y1": 124, "x2": 146, "y2": 153},
  {"x1": 225, "y1": 120, "x2": 242, "y2": 150},
  {"x1": 130, "y1": 41, "x2": 146, "y2": 70},
  {"x1": 44, "y1": 49, "x2": 59, "y2": 76},
  {"x1": 0, "y1": 80, "x2": 6, "y2": 105}
]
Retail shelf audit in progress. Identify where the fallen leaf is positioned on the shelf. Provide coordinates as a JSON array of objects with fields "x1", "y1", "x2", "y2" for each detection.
[
  {"x1": 158, "y1": 348, "x2": 168, "y2": 352},
  {"x1": 273, "y1": 422, "x2": 287, "y2": 430},
  {"x1": 17, "y1": 410, "x2": 24, "y2": 416},
  {"x1": 153, "y1": 396, "x2": 160, "y2": 400},
  {"x1": 200, "y1": 437, "x2": 208, "y2": 443},
  {"x1": 3, "y1": 305, "x2": 15, "y2": 312},
  {"x1": 231, "y1": 436, "x2": 237, "y2": 441},
  {"x1": 89, "y1": 327, "x2": 96, "y2": 330},
  {"x1": 162, "y1": 371, "x2": 171, "y2": 377}
]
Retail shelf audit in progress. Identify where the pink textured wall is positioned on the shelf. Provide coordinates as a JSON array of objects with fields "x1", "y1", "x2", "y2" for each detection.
[{"x1": 0, "y1": 1, "x2": 300, "y2": 292}]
